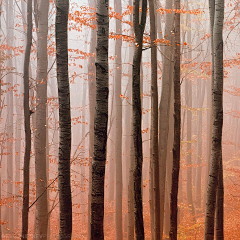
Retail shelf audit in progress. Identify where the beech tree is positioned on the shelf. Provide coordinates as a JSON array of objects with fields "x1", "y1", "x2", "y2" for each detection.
[
  {"x1": 169, "y1": 0, "x2": 181, "y2": 238},
  {"x1": 204, "y1": 0, "x2": 224, "y2": 239},
  {"x1": 21, "y1": 0, "x2": 32, "y2": 238},
  {"x1": 132, "y1": 0, "x2": 147, "y2": 239},
  {"x1": 56, "y1": 0, "x2": 72, "y2": 238},
  {"x1": 34, "y1": 0, "x2": 49, "y2": 238},
  {"x1": 90, "y1": 0, "x2": 109, "y2": 238}
]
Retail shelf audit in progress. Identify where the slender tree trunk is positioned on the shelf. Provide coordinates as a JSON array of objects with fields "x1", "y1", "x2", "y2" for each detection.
[
  {"x1": 204, "y1": 0, "x2": 224, "y2": 239},
  {"x1": 158, "y1": 0, "x2": 174, "y2": 238},
  {"x1": 114, "y1": 0, "x2": 123, "y2": 238},
  {"x1": 6, "y1": 0, "x2": 14, "y2": 232},
  {"x1": 56, "y1": 0, "x2": 72, "y2": 238},
  {"x1": 34, "y1": 0, "x2": 49, "y2": 238},
  {"x1": 169, "y1": 0, "x2": 181, "y2": 238},
  {"x1": 132, "y1": 1, "x2": 147, "y2": 239},
  {"x1": 87, "y1": 1, "x2": 96, "y2": 239},
  {"x1": 195, "y1": 80, "x2": 205, "y2": 211},
  {"x1": 21, "y1": 0, "x2": 32, "y2": 238},
  {"x1": 149, "y1": 0, "x2": 160, "y2": 238},
  {"x1": 90, "y1": 0, "x2": 109, "y2": 238}
]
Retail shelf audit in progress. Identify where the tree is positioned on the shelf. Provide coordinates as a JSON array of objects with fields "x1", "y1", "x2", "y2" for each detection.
[
  {"x1": 34, "y1": 0, "x2": 49, "y2": 238},
  {"x1": 114, "y1": 0, "x2": 123, "y2": 239},
  {"x1": 132, "y1": 0, "x2": 147, "y2": 239},
  {"x1": 169, "y1": 0, "x2": 181, "y2": 238},
  {"x1": 90, "y1": 0, "x2": 109, "y2": 238},
  {"x1": 56, "y1": 0, "x2": 72, "y2": 238},
  {"x1": 149, "y1": 0, "x2": 160, "y2": 238},
  {"x1": 21, "y1": 0, "x2": 32, "y2": 238},
  {"x1": 158, "y1": 0, "x2": 174, "y2": 237},
  {"x1": 204, "y1": 0, "x2": 224, "y2": 239},
  {"x1": 87, "y1": 1, "x2": 96, "y2": 239}
]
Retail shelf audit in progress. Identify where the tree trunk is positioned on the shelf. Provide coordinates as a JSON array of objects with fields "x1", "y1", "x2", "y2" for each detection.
[
  {"x1": 158, "y1": 0, "x2": 174, "y2": 238},
  {"x1": 149, "y1": 0, "x2": 160, "y2": 238},
  {"x1": 169, "y1": 0, "x2": 181, "y2": 238},
  {"x1": 90, "y1": 0, "x2": 109, "y2": 238},
  {"x1": 132, "y1": 0, "x2": 147, "y2": 239},
  {"x1": 204, "y1": 0, "x2": 224, "y2": 239},
  {"x1": 56, "y1": 0, "x2": 72, "y2": 238},
  {"x1": 6, "y1": 0, "x2": 14, "y2": 232},
  {"x1": 87, "y1": 1, "x2": 96, "y2": 239},
  {"x1": 114, "y1": 0, "x2": 123, "y2": 239},
  {"x1": 21, "y1": 0, "x2": 32, "y2": 238},
  {"x1": 34, "y1": 0, "x2": 49, "y2": 238}
]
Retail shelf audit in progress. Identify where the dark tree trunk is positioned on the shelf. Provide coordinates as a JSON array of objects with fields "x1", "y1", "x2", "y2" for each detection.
[
  {"x1": 56, "y1": 0, "x2": 72, "y2": 238},
  {"x1": 132, "y1": 0, "x2": 147, "y2": 239},
  {"x1": 21, "y1": 0, "x2": 32, "y2": 238},
  {"x1": 90, "y1": 0, "x2": 109, "y2": 238},
  {"x1": 149, "y1": 0, "x2": 160, "y2": 238},
  {"x1": 204, "y1": 0, "x2": 224, "y2": 239},
  {"x1": 169, "y1": 0, "x2": 181, "y2": 238}
]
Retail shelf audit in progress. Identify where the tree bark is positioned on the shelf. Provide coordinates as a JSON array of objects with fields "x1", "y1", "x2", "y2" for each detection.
[
  {"x1": 132, "y1": 1, "x2": 147, "y2": 239},
  {"x1": 21, "y1": 0, "x2": 32, "y2": 238},
  {"x1": 149, "y1": 0, "x2": 160, "y2": 238},
  {"x1": 87, "y1": 1, "x2": 96, "y2": 239},
  {"x1": 90, "y1": 0, "x2": 109, "y2": 238},
  {"x1": 34, "y1": 0, "x2": 49, "y2": 238},
  {"x1": 114, "y1": 0, "x2": 123, "y2": 239},
  {"x1": 204, "y1": 0, "x2": 224, "y2": 239},
  {"x1": 158, "y1": 0, "x2": 174, "y2": 238},
  {"x1": 56, "y1": 0, "x2": 72, "y2": 238},
  {"x1": 169, "y1": 0, "x2": 181, "y2": 238}
]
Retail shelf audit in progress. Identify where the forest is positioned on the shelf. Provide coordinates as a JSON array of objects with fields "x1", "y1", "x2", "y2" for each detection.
[{"x1": 0, "y1": 0, "x2": 237, "y2": 239}]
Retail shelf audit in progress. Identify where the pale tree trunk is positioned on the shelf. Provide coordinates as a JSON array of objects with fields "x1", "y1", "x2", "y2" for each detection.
[
  {"x1": 149, "y1": 0, "x2": 160, "y2": 238},
  {"x1": 87, "y1": 1, "x2": 96, "y2": 239},
  {"x1": 132, "y1": 0, "x2": 147, "y2": 239},
  {"x1": 90, "y1": 0, "x2": 109, "y2": 238},
  {"x1": 6, "y1": 0, "x2": 14, "y2": 232},
  {"x1": 185, "y1": 9, "x2": 195, "y2": 220},
  {"x1": 169, "y1": 0, "x2": 181, "y2": 238},
  {"x1": 195, "y1": 79, "x2": 205, "y2": 211},
  {"x1": 34, "y1": 0, "x2": 49, "y2": 238},
  {"x1": 21, "y1": 0, "x2": 32, "y2": 238},
  {"x1": 127, "y1": 1, "x2": 134, "y2": 236},
  {"x1": 204, "y1": 0, "x2": 224, "y2": 239},
  {"x1": 56, "y1": 0, "x2": 72, "y2": 238},
  {"x1": 114, "y1": 0, "x2": 123, "y2": 239},
  {"x1": 158, "y1": 0, "x2": 174, "y2": 238}
]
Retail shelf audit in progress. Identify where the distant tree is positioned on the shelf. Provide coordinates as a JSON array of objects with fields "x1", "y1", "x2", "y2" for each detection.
[
  {"x1": 169, "y1": 0, "x2": 181, "y2": 238},
  {"x1": 132, "y1": 0, "x2": 147, "y2": 239},
  {"x1": 90, "y1": 0, "x2": 109, "y2": 238}
]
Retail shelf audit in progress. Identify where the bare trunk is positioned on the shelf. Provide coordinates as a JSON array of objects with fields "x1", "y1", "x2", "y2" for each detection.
[
  {"x1": 149, "y1": 0, "x2": 160, "y2": 238},
  {"x1": 114, "y1": 0, "x2": 123, "y2": 238},
  {"x1": 87, "y1": 1, "x2": 96, "y2": 239},
  {"x1": 90, "y1": 0, "x2": 109, "y2": 238},
  {"x1": 204, "y1": 0, "x2": 224, "y2": 239},
  {"x1": 158, "y1": 0, "x2": 174, "y2": 237},
  {"x1": 169, "y1": 0, "x2": 181, "y2": 238},
  {"x1": 34, "y1": 0, "x2": 49, "y2": 238},
  {"x1": 21, "y1": 0, "x2": 32, "y2": 237},
  {"x1": 132, "y1": 1, "x2": 147, "y2": 239},
  {"x1": 56, "y1": 0, "x2": 72, "y2": 238}
]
